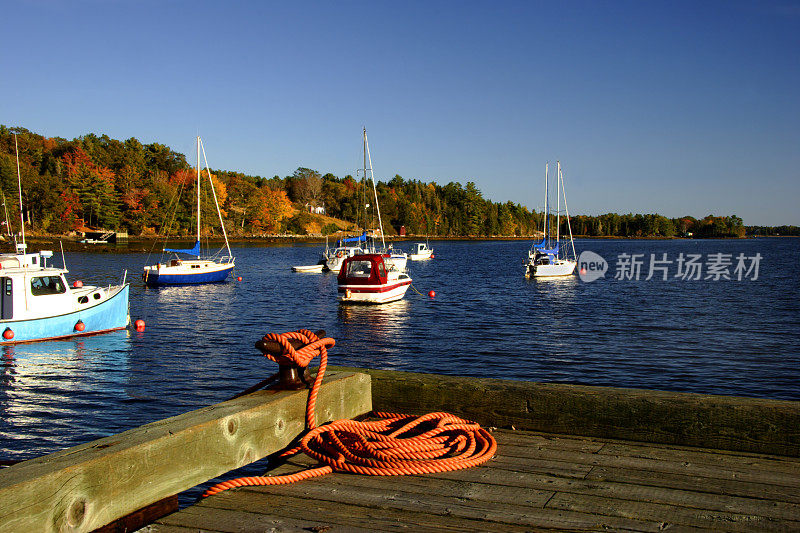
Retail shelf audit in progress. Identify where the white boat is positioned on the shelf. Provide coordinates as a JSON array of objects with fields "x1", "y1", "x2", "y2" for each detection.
[
  {"x1": 337, "y1": 253, "x2": 412, "y2": 304},
  {"x1": 143, "y1": 137, "x2": 235, "y2": 286},
  {"x1": 525, "y1": 161, "x2": 577, "y2": 278},
  {"x1": 291, "y1": 264, "x2": 324, "y2": 273},
  {"x1": 0, "y1": 134, "x2": 129, "y2": 344},
  {"x1": 408, "y1": 242, "x2": 434, "y2": 260}
]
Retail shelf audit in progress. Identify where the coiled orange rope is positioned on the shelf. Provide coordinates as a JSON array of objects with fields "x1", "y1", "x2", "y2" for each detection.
[{"x1": 202, "y1": 329, "x2": 497, "y2": 497}]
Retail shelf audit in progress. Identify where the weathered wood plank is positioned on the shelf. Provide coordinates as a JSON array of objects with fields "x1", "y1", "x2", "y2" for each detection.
[
  {"x1": 585, "y1": 464, "x2": 800, "y2": 504},
  {"x1": 330, "y1": 366, "x2": 800, "y2": 457},
  {"x1": 92, "y1": 494, "x2": 177, "y2": 532},
  {"x1": 0, "y1": 371, "x2": 371, "y2": 533},
  {"x1": 497, "y1": 443, "x2": 800, "y2": 488},
  {"x1": 194, "y1": 483, "x2": 667, "y2": 532},
  {"x1": 153, "y1": 504, "x2": 376, "y2": 532},
  {"x1": 599, "y1": 441, "x2": 800, "y2": 475},
  {"x1": 261, "y1": 435, "x2": 800, "y2": 523},
  {"x1": 546, "y1": 491, "x2": 799, "y2": 532}
]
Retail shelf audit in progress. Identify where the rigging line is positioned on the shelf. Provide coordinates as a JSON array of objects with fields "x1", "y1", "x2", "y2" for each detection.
[{"x1": 147, "y1": 168, "x2": 190, "y2": 263}]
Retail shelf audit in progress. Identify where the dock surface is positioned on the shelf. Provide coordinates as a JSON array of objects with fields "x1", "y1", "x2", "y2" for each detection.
[{"x1": 144, "y1": 428, "x2": 800, "y2": 532}]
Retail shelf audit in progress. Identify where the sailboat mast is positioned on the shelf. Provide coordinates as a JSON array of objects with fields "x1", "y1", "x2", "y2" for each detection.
[
  {"x1": 14, "y1": 133, "x2": 25, "y2": 250},
  {"x1": 560, "y1": 165, "x2": 577, "y2": 261},
  {"x1": 543, "y1": 163, "x2": 548, "y2": 242},
  {"x1": 199, "y1": 138, "x2": 233, "y2": 258},
  {"x1": 364, "y1": 128, "x2": 385, "y2": 249},
  {"x1": 544, "y1": 162, "x2": 549, "y2": 245},
  {"x1": 196, "y1": 137, "x2": 201, "y2": 246},
  {"x1": 556, "y1": 161, "x2": 561, "y2": 248}
]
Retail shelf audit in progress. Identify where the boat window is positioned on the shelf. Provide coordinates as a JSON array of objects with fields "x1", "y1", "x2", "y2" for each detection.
[
  {"x1": 377, "y1": 262, "x2": 386, "y2": 278},
  {"x1": 346, "y1": 260, "x2": 373, "y2": 278},
  {"x1": 30, "y1": 276, "x2": 66, "y2": 296},
  {"x1": 78, "y1": 296, "x2": 89, "y2": 304},
  {"x1": 93, "y1": 292, "x2": 102, "y2": 300}
]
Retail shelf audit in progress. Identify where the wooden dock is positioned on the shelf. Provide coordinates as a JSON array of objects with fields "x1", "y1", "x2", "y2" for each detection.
[
  {"x1": 1, "y1": 367, "x2": 799, "y2": 532},
  {"x1": 147, "y1": 427, "x2": 800, "y2": 532}
]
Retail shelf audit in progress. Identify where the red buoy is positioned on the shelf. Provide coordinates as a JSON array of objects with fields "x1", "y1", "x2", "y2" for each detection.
[
  {"x1": 428, "y1": 290, "x2": 436, "y2": 298},
  {"x1": 2, "y1": 328, "x2": 13, "y2": 340},
  {"x1": 74, "y1": 320, "x2": 85, "y2": 332},
  {"x1": 73, "y1": 280, "x2": 83, "y2": 288},
  {"x1": 134, "y1": 319, "x2": 146, "y2": 332},
  {"x1": 237, "y1": 276, "x2": 242, "y2": 282}
]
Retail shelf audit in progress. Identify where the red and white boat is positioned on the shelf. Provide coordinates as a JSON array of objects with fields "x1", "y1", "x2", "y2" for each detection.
[{"x1": 337, "y1": 254, "x2": 412, "y2": 304}]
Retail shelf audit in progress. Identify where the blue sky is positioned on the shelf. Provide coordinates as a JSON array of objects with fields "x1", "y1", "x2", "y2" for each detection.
[{"x1": 2, "y1": 1, "x2": 798, "y2": 225}]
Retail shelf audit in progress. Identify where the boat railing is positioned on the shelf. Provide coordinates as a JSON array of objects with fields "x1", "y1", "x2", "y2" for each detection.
[{"x1": 219, "y1": 255, "x2": 235, "y2": 264}]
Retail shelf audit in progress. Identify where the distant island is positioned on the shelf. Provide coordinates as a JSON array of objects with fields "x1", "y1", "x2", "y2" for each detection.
[{"x1": 1, "y1": 125, "x2": 796, "y2": 240}]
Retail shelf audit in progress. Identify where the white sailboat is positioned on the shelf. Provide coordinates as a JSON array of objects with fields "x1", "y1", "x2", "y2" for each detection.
[
  {"x1": 143, "y1": 137, "x2": 235, "y2": 286},
  {"x1": 323, "y1": 128, "x2": 407, "y2": 273},
  {"x1": 525, "y1": 161, "x2": 577, "y2": 278}
]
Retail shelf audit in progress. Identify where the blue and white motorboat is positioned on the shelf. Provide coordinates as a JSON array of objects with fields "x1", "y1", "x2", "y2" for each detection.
[
  {"x1": 0, "y1": 246, "x2": 130, "y2": 344},
  {"x1": 0, "y1": 133, "x2": 130, "y2": 344},
  {"x1": 143, "y1": 137, "x2": 235, "y2": 286}
]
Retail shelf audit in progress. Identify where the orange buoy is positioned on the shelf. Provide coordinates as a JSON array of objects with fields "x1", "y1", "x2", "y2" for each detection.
[
  {"x1": 428, "y1": 290, "x2": 436, "y2": 298},
  {"x1": 237, "y1": 276, "x2": 242, "y2": 282},
  {"x1": 73, "y1": 280, "x2": 83, "y2": 288},
  {"x1": 134, "y1": 319, "x2": 146, "y2": 331},
  {"x1": 2, "y1": 328, "x2": 13, "y2": 340},
  {"x1": 74, "y1": 320, "x2": 85, "y2": 332}
]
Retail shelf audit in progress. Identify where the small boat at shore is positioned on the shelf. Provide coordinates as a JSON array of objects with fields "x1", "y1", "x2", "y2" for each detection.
[{"x1": 337, "y1": 253, "x2": 412, "y2": 304}]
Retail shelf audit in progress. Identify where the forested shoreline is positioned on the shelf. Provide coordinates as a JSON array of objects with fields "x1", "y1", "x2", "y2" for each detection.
[{"x1": 1, "y1": 126, "x2": 794, "y2": 239}]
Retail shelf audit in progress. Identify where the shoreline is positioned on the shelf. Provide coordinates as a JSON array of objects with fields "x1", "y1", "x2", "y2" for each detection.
[{"x1": 4, "y1": 233, "x2": 788, "y2": 254}]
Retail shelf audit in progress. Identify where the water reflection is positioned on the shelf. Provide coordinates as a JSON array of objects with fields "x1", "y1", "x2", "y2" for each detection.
[
  {"x1": 0, "y1": 332, "x2": 132, "y2": 461},
  {"x1": 336, "y1": 300, "x2": 411, "y2": 369}
]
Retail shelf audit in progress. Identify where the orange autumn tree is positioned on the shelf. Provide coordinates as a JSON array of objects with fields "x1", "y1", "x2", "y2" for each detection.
[
  {"x1": 249, "y1": 185, "x2": 293, "y2": 233},
  {"x1": 61, "y1": 147, "x2": 120, "y2": 229}
]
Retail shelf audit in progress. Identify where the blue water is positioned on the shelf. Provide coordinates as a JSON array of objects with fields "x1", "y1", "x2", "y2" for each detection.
[{"x1": 1, "y1": 238, "x2": 798, "y2": 462}]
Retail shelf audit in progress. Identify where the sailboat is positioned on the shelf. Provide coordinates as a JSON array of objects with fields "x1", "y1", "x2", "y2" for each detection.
[
  {"x1": 1, "y1": 134, "x2": 130, "y2": 344},
  {"x1": 323, "y1": 128, "x2": 407, "y2": 273},
  {"x1": 143, "y1": 137, "x2": 235, "y2": 286},
  {"x1": 525, "y1": 161, "x2": 577, "y2": 278}
]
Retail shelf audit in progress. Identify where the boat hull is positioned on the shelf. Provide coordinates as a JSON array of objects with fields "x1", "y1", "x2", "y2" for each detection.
[
  {"x1": 409, "y1": 252, "x2": 433, "y2": 260},
  {"x1": 143, "y1": 263, "x2": 234, "y2": 286},
  {"x1": 338, "y1": 279, "x2": 412, "y2": 304},
  {"x1": 528, "y1": 260, "x2": 577, "y2": 277},
  {"x1": 292, "y1": 264, "x2": 324, "y2": 273},
  {"x1": 0, "y1": 285, "x2": 130, "y2": 344}
]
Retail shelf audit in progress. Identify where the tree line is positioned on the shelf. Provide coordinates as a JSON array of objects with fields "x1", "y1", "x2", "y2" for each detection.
[{"x1": 0, "y1": 126, "x2": 760, "y2": 239}]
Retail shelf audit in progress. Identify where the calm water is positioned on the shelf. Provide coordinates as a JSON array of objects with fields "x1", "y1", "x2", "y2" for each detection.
[{"x1": 1, "y1": 238, "x2": 798, "y2": 463}]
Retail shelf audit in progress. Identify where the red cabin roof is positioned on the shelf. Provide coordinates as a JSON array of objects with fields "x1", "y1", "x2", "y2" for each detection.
[{"x1": 337, "y1": 254, "x2": 389, "y2": 285}]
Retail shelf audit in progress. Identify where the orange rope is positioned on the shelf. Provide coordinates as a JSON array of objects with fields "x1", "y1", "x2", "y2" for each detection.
[{"x1": 202, "y1": 329, "x2": 497, "y2": 498}]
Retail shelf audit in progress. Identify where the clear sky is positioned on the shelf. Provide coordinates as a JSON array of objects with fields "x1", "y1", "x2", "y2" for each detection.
[{"x1": 2, "y1": 0, "x2": 798, "y2": 225}]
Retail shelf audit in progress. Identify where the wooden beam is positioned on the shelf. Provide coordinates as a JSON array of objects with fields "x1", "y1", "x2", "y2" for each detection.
[
  {"x1": 329, "y1": 366, "x2": 800, "y2": 457},
  {"x1": 0, "y1": 370, "x2": 371, "y2": 533}
]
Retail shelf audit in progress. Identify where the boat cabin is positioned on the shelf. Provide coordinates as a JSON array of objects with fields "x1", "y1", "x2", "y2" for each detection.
[{"x1": 337, "y1": 254, "x2": 390, "y2": 286}]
